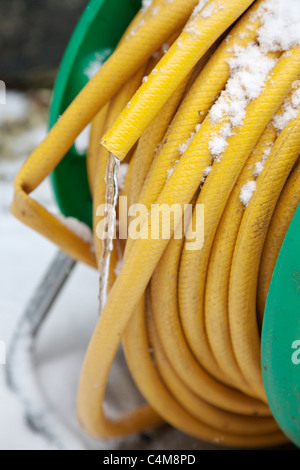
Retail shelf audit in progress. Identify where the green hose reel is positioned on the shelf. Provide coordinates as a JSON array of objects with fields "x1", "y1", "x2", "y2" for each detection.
[
  {"x1": 49, "y1": 0, "x2": 142, "y2": 229},
  {"x1": 48, "y1": 0, "x2": 300, "y2": 448}
]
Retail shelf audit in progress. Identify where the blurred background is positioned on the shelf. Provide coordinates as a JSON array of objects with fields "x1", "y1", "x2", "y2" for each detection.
[{"x1": 0, "y1": 0, "x2": 87, "y2": 88}]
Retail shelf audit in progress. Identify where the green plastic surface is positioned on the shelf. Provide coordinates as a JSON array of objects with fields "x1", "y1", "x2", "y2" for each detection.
[
  {"x1": 49, "y1": 0, "x2": 141, "y2": 228},
  {"x1": 262, "y1": 204, "x2": 300, "y2": 448}
]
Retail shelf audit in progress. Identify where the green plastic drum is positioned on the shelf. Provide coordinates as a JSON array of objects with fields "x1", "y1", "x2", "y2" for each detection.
[
  {"x1": 49, "y1": 0, "x2": 141, "y2": 228},
  {"x1": 262, "y1": 204, "x2": 300, "y2": 448}
]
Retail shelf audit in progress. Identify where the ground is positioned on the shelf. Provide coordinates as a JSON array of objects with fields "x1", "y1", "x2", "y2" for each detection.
[{"x1": 0, "y1": 90, "x2": 222, "y2": 450}]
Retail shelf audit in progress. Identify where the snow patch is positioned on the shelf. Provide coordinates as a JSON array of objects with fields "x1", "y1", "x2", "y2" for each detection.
[
  {"x1": 209, "y1": 43, "x2": 276, "y2": 159},
  {"x1": 178, "y1": 124, "x2": 201, "y2": 155},
  {"x1": 55, "y1": 215, "x2": 94, "y2": 245},
  {"x1": 253, "y1": 144, "x2": 273, "y2": 177},
  {"x1": 142, "y1": 0, "x2": 153, "y2": 11},
  {"x1": 192, "y1": 0, "x2": 209, "y2": 17},
  {"x1": 0, "y1": 91, "x2": 30, "y2": 124},
  {"x1": 166, "y1": 160, "x2": 179, "y2": 182},
  {"x1": 117, "y1": 163, "x2": 129, "y2": 191},
  {"x1": 253, "y1": 0, "x2": 300, "y2": 52},
  {"x1": 74, "y1": 124, "x2": 91, "y2": 155},
  {"x1": 84, "y1": 50, "x2": 112, "y2": 79},
  {"x1": 240, "y1": 180, "x2": 256, "y2": 207},
  {"x1": 272, "y1": 85, "x2": 300, "y2": 133}
]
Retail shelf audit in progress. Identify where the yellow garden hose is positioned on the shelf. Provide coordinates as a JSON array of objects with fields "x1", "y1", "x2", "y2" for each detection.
[
  {"x1": 10, "y1": 0, "x2": 199, "y2": 264},
  {"x1": 86, "y1": 103, "x2": 109, "y2": 197},
  {"x1": 228, "y1": 113, "x2": 300, "y2": 399},
  {"x1": 257, "y1": 159, "x2": 300, "y2": 319},
  {"x1": 11, "y1": 0, "x2": 300, "y2": 448},
  {"x1": 101, "y1": 0, "x2": 255, "y2": 159}
]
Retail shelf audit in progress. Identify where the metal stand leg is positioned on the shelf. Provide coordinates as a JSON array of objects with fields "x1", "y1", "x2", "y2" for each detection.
[{"x1": 6, "y1": 251, "x2": 86, "y2": 450}]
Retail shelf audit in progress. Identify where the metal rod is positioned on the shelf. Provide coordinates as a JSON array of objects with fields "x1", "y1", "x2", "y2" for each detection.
[{"x1": 6, "y1": 251, "x2": 86, "y2": 450}]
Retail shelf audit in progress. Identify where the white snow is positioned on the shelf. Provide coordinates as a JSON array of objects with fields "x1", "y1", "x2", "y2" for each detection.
[
  {"x1": 84, "y1": 49, "x2": 112, "y2": 80},
  {"x1": 186, "y1": 0, "x2": 223, "y2": 37},
  {"x1": 152, "y1": 6, "x2": 160, "y2": 17},
  {"x1": 208, "y1": 44, "x2": 276, "y2": 159},
  {"x1": 142, "y1": 0, "x2": 153, "y2": 11},
  {"x1": 166, "y1": 159, "x2": 179, "y2": 182},
  {"x1": 55, "y1": 214, "x2": 94, "y2": 245},
  {"x1": 208, "y1": 135, "x2": 228, "y2": 157},
  {"x1": 253, "y1": 0, "x2": 300, "y2": 52},
  {"x1": 272, "y1": 85, "x2": 300, "y2": 133},
  {"x1": 207, "y1": 1, "x2": 300, "y2": 161},
  {"x1": 192, "y1": 0, "x2": 209, "y2": 17},
  {"x1": 201, "y1": 165, "x2": 213, "y2": 185},
  {"x1": 253, "y1": 144, "x2": 273, "y2": 177},
  {"x1": 114, "y1": 259, "x2": 123, "y2": 277},
  {"x1": 240, "y1": 180, "x2": 257, "y2": 207},
  {"x1": 178, "y1": 124, "x2": 201, "y2": 155},
  {"x1": 210, "y1": 43, "x2": 276, "y2": 127},
  {"x1": 74, "y1": 123, "x2": 91, "y2": 155},
  {"x1": 208, "y1": 123, "x2": 232, "y2": 159},
  {"x1": 12, "y1": 125, "x2": 47, "y2": 156},
  {"x1": 204, "y1": 165, "x2": 212, "y2": 177},
  {"x1": 200, "y1": 1, "x2": 223, "y2": 19},
  {"x1": 0, "y1": 92, "x2": 142, "y2": 450},
  {"x1": 0, "y1": 91, "x2": 30, "y2": 124},
  {"x1": 117, "y1": 163, "x2": 129, "y2": 191}
]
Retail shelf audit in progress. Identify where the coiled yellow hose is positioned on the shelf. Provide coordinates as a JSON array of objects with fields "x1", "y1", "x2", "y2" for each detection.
[{"x1": 11, "y1": 0, "x2": 300, "y2": 448}]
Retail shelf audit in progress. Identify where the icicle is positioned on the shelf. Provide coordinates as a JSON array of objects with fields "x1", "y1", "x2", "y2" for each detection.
[{"x1": 98, "y1": 153, "x2": 120, "y2": 312}]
